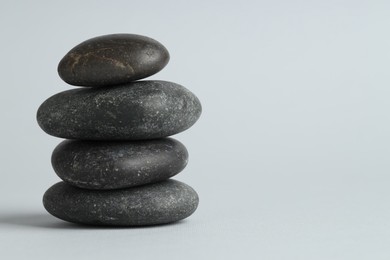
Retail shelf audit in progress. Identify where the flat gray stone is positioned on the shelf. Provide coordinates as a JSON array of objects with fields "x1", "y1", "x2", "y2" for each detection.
[
  {"x1": 36, "y1": 80, "x2": 201, "y2": 140},
  {"x1": 43, "y1": 180, "x2": 199, "y2": 226},
  {"x1": 52, "y1": 138, "x2": 188, "y2": 190},
  {"x1": 58, "y1": 34, "x2": 169, "y2": 87}
]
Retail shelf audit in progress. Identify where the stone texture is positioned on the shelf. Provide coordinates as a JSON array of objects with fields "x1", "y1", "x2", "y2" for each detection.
[
  {"x1": 51, "y1": 138, "x2": 188, "y2": 190},
  {"x1": 36, "y1": 80, "x2": 202, "y2": 140},
  {"x1": 43, "y1": 180, "x2": 199, "y2": 226},
  {"x1": 58, "y1": 34, "x2": 169, "y2": 87}
]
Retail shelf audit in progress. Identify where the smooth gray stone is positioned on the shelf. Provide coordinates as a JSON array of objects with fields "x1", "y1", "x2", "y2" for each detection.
[
  {"x1": 52, "y1": 138, "x2": 188, "y2": 190},
  {"x1": 36, "y1": 80, "x2": 202, "y2": 140},
  {"x1": 58, "y1": 34, "x2": 169, "y2": 87},
  {"x1": 43, "y1": 180, "x2": 199, "y2": 226}
]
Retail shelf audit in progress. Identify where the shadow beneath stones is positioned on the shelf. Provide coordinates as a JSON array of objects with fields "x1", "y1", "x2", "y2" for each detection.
[
  {"x1": 0, "y1": 212, "x2": 72, "y2": 229},
  {"x1": 0, "y1": 212, "x2": 187, "y2": 230}
]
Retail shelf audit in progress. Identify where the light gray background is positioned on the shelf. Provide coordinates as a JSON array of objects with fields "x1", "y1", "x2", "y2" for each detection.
[{"x1": 1, "y1": 0, "x2": 389, "y2": 259}]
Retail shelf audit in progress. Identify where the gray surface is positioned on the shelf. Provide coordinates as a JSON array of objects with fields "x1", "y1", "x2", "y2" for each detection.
[{"x1": 1, "y1": 0, "x2": 390, "y2": 259}]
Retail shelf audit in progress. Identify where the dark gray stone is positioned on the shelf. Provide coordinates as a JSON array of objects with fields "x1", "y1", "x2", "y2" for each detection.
[
  {"x1": 43, "y1": 180, "x2": 199, "y2": 226},
  {"x1": 52, "y1": 138, "x2": 188, "y2": 190},
  {"x1": 37, "y1": 80, "x2": 202, "y2": 140},
  {"x1": 58, "y1": 34, "x2": 170, "y2": 87}
]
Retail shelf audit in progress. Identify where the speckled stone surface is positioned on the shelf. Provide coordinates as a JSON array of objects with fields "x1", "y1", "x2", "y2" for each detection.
[
  {"x1": 36, "y1": 80, "x2": 202, "y2": 140},
  {"x1": 51, "y1": 138, "x2": 188, "y2": 190},
  {"x1": 58, "y1": 34, "x2": 169, "y2": 87},
  {"x1": 43, "y1": 180, "x2": 199, "y2": 226}
]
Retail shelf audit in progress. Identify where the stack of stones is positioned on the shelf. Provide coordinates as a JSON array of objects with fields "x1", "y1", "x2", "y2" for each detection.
[{"x1": 36, "y1": 34, "x2": 201, "y2": 226}]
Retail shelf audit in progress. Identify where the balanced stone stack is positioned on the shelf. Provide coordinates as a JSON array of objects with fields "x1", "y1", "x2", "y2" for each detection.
[{"x1": 36, "y1": 34, "x2": 201, "y2": 226}]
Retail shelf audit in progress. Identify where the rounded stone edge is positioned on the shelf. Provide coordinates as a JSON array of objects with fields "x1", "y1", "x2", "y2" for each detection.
[
  {"x1": 50, "y1": 138, "x2": 189, "y2": 190},
  {"x1": 57, "y1": 34, "x2": 170, "y2": 87},
  {"x1": 42, "y1": 180, "x2": 199, "y2": 226},
  {"x1": 36, "y1": 81, "x2": 202, "y2": 140}
]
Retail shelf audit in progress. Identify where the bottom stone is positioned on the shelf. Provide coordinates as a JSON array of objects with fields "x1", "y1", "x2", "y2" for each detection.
[{"x1": 43, "y1": 180, "x2": 199, "y2": 226}]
